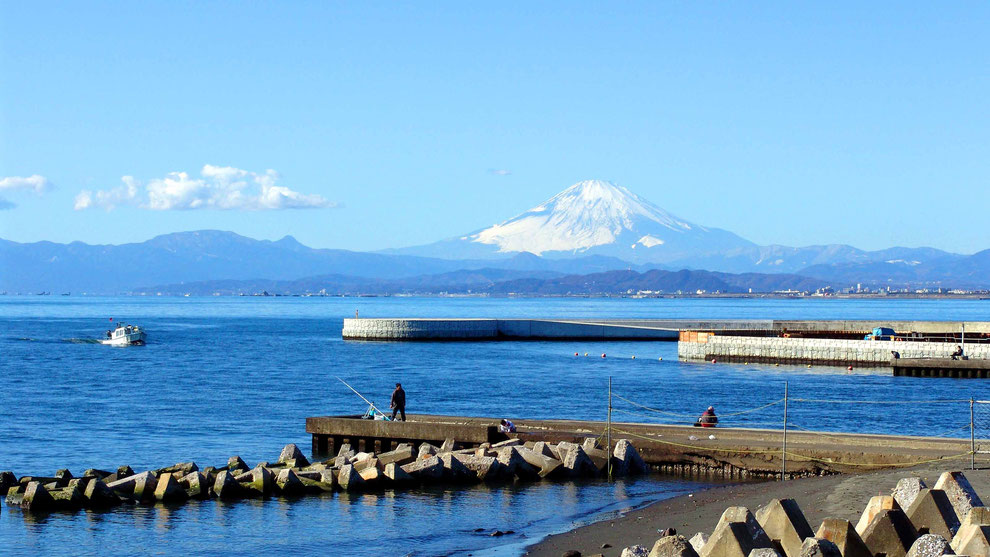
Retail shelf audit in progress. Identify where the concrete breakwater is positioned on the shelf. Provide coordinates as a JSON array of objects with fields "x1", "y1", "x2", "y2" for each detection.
[
  {"x1": 307, "y1": 415, "x2": 986, "y2": 479},
  {"x1": 342, "y1": 318, "x2": 990, "y2": 341},
  {"x1": 604, "y1": 470, "x2": 990, "y2": 557},
  {"x1": 342, "y1": 318, "x2": 681, "y2": 340},
  {"x1": 678, "y1": 333, "x2": 990, "y2": 367},
  {"x1": 2, "y1": 437, "x2": 649, "y2": 514}
]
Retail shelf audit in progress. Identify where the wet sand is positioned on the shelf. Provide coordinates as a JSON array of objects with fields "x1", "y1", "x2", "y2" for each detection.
[{"x1": 526, "y1": 464, "x2": 990, "y2": 557}]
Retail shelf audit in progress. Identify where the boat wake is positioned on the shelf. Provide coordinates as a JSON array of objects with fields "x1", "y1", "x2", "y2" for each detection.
[{"x1": 64, "y1": 338, "x2": 103, "y2": 344}]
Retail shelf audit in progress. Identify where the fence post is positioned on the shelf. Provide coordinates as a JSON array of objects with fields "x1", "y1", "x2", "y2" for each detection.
[
  {"x1": 971, "y1": 398, "x2": 976, "y2": 471},
  {"x1": 782, "y1": 381, "x2": 788, "y2": 481},
  {"x1": 607, "y1": 376, "x2": 613, "y2": 480}
]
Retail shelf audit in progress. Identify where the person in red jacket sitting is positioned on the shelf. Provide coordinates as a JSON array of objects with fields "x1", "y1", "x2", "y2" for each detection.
[{"x1": 694, "y1": 406, "x2": 718, "y2": 428}]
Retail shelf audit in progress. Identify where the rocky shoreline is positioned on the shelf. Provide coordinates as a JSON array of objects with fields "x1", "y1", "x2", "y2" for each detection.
[{"x1": 527, "y1": 464, "x2": 990, "y2": 556}]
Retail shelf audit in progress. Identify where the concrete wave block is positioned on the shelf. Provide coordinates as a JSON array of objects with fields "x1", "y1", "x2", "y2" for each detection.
[
  {"x1": 358, "y1": 466, "x2": 383, "y2": 484},
  {"x1": 401, "y1": 455, "x2": 443, "y2": 481},
  {"x1": 516, "y1": 446, "x2": 562, "y2": 479},
  {"x1": 906, "y1": 489, "x2": 961, "y2": 540},
  {"x1": 275, "y1": 469, "x2": 306, "y2": 497},
  {"x1": 648, "y1": 534, "x2": 699, "y2": 556},
  {"x1": 689, "y1": 533, "x2": 708, "y2": 553},
  {"x1": 905, "y1": 533, "x2": 953, "y2": 556},
  {"x1": 457, "y1": 454, "x2": 499, "y2": 482},
  {"x1": 154, "y1": 472, "x2": 188, "y2": 503},
  {"x1": 156, "y1": 462, "x2": 199, "y2": 477},
  {"x1": 755, "y1": 499, "x2": 813, "y2": 557},
  {"x1": 55, "y1": 469, "x2": 73, "y2": 481},
  {"x1": 934, "y1": 472, "x2": 984, "y2": 521},
  {"x1": 336, "y1": 443, "x2": 354, "y2": 460},
  {"x1": 718, "y1": 507, "x2": 773, "y2": 549},
  {"x1": 439, "y1": 454, "x2": 477, "y2": 483},
  {"x1": 496, "y1": 447, "x2": 539, "y2": 480},
  {"x1": 227, "y1": 456, "x2": 249, "y2": 474},
  {"x1": 180, "y1": 471, "x2": 211, "y2": 500},
  {"x1": 378, "y1": 446, "x2": 415, "y2": 467},
  {"x1": 237, "y1": 467, "x2": 274, "y2": 497},
  {"x1": 81, "y1": 469, "x2": 112, "y2": 480},
  {"x1": 583, "y1": 437, "x2": 601, "y2": 451},
  {"x1": 951, "y1": 507, "x2": 990, "y2": 550},
  {"x1": 585, "y1": 448, "x2": 611, "y2": 475},
  {"x1": 861, "y1": 508, "x2": 919, "y2": 557},
  {"x1": 798, "y1": 538, "x2": 840, "y2": 557},
  {"x1": 212, "y1": 470, "x2": 244, "y2": 500},
  {"x1": 856, "y1": 495, "x2": 901, "y2": 535},
  {"x1": 814, "y1": 518, "x2": 871, "y2": 557},
  {"x1": 893, "y1": 477, "x2": 928, "y2": 510},
  {"x1": 102, "y1": 465, "x2": 135, "y2": 484},
  {"x1": 493, "y1": 438, "x2": 523, "y2": 448},
  {"x1": 562, "y1": 445, "x2": 598, "y2": 478},
  {"x1": 353, "y1": 457, "x2": 380, "y2": 473},
  {"x1": 278, "y1": 444, "x2": 309, "y2": 467},
  {"x1": 80, "y1": 478, "x2": 121, "y2": 508},
  {"x1": 440, "y1": 438, "x2": 456, "y2": 453},
  {"x1": 701, "y1": 521, "x2": 766, "y2": 557},
  {"x1": 533, "y1": 441, "x2": 558, "y2": 459},
  {"x1": 318, "y1": 469, "x2": 338, "y2": 488},
  {"x1": 383, "y1": 463, "x2": 413, "y2": 484},
  {"x1": 613, "y1": 439, "x2": 648, "y2": 476},
  {"x1": 0, "y1": 471, "x2": 16, "y2": 496},
  {"x1": 417, "y1": 443, "x2": 439, "y2": 459},
  {"x1": 748, "y1": 550, "x2": 782, "y2": 556},
  {"x1": 952, "y1": 523, "x2": 990, "y2": 555},
  {"x1": 18, "y1": 482, "x2": 56, "y2": 511},
  {"x1": 337, "y1": 464, "x2": 365, "y2": 492},
  {"x1": 621, "y1": 545, "x2": 649, "y2": 557},
  {"x1": 108, "y1": 471, "x2": 158, "y2": 501}
]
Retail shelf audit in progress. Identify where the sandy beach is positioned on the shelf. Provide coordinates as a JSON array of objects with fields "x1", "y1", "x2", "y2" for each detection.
[{"x1": 526, "y1": 463, "x2": 990, "y2": 556}]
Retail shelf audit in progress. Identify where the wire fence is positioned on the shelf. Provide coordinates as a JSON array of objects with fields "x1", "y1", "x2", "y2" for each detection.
[{"x1": 603, "y1": 379, "x2": 990, "y2": 476}]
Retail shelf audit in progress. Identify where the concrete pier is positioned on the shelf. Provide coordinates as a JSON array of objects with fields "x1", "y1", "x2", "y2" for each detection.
[
  {"x1": 892, "y1": 358, "x2": 990, "y2": 378},
  {"x1": 306, "y1": 414, "x2": 986, "y2": 478}
]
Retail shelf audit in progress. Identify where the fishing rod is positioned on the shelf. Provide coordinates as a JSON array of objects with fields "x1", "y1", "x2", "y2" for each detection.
[{"x1": 336, "y1": 376, "x2": 388, "y2": 416}]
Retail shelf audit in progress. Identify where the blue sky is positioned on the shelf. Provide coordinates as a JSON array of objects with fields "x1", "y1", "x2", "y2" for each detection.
[{"x1": 1, "y1": 3, "x2": 988, "y2": 253}]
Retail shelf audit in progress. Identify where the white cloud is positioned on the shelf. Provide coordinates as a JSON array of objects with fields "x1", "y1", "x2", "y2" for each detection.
[
  {"x1": 0, "y1": 175, "x2": 52, "y2": 193},
  {"x1": 488, "y1": 169, "x2": 512, "y2": 176},
  {"x1": 75, "y1": 165, "x2": 337, "y2": 211}
]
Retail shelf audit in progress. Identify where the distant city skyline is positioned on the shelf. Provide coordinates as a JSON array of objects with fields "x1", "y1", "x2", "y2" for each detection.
[{"x1": 2, "y1": 3, "x2": 988, "y2": 253}]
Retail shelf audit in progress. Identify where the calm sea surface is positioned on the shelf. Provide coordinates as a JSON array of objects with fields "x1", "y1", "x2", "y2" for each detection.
[{"x1": 1, "y1": 297, "x2": 987, "y2": 555}]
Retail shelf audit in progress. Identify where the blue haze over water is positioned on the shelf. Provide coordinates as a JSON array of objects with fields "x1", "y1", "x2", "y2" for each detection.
[{"x1": 1, "y1": 297, "x2": 987, "y2": 556}]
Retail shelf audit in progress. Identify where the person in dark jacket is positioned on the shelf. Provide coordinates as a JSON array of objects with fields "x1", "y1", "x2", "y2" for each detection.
[
  {"x1": 390, "y1": 383, "x2": 406, "y2": 421},
  {"x1": 694, "y1": 406, "x2": 718, "y2": 428}
]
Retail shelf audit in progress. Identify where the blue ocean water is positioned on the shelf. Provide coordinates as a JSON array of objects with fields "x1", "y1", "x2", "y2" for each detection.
[{"x1": 1, "y1": 297, "x2": 987, "y2": 555}]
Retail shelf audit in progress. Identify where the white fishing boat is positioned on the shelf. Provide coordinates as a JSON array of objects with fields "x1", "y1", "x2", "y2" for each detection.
[{"x1": 100, "y1": 323, "x2": 147, "y2": 346}]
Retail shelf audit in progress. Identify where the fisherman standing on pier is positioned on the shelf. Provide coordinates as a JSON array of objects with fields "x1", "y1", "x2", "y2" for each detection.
[{"x1": 390, "y1": 383, "x2": 406, "y2": 421}]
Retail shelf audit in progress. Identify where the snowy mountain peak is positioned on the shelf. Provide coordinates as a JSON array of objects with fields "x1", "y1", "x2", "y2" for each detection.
[{"x1": 470, "y1": 179, "x2": 701, "y2": 255}]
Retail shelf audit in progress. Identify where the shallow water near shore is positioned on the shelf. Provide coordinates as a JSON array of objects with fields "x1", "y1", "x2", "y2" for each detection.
[{"x1": 2, "y1": 296, "x2": 988, "y2": 555}]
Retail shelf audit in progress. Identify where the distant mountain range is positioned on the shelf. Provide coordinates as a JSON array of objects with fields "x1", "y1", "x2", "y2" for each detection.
[
  {"x1": 133, "y1": 268, "x2": 825, "y2": 297},
  {"x1": 1, "y1": 179, "x2": 985, "y2": 294}
]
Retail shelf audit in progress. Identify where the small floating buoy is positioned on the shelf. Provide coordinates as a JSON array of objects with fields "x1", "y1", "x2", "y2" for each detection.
[
  {"x1": 601, "y1": 353, "x2": 606, "y2": 358},
  {"x1": 575, "y1": 352, "x2": 579, "y2": 356},
  {"x1": 711, "y1": 358, "x2": 717, "y2": 364},
  {"x1": 847, "y1": 365, "x2": 853, "y2": 371},
  {"x1": 807, "y1": 364, "x2": 812, "y2": 368},
  {"x1": 744, "y1": 362, "x2": 749, "y2": 365},
  {"x1": 658, "y1": 357, "x2": 663, "y2": 361},
  {"x1": 775, "y1": 363, "x2": 780, "y2": 367},
  {"x1": 584, "y1": 352, "x2": 588, "y2": 357},
  {"x1": 631, "y1": 355, "x2": 636, "y2": 359}
]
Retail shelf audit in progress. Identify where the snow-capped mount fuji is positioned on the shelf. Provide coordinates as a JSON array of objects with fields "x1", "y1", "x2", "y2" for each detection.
[{"x1": 395, "y1": 179, "x2": 755, "y2": 264}]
